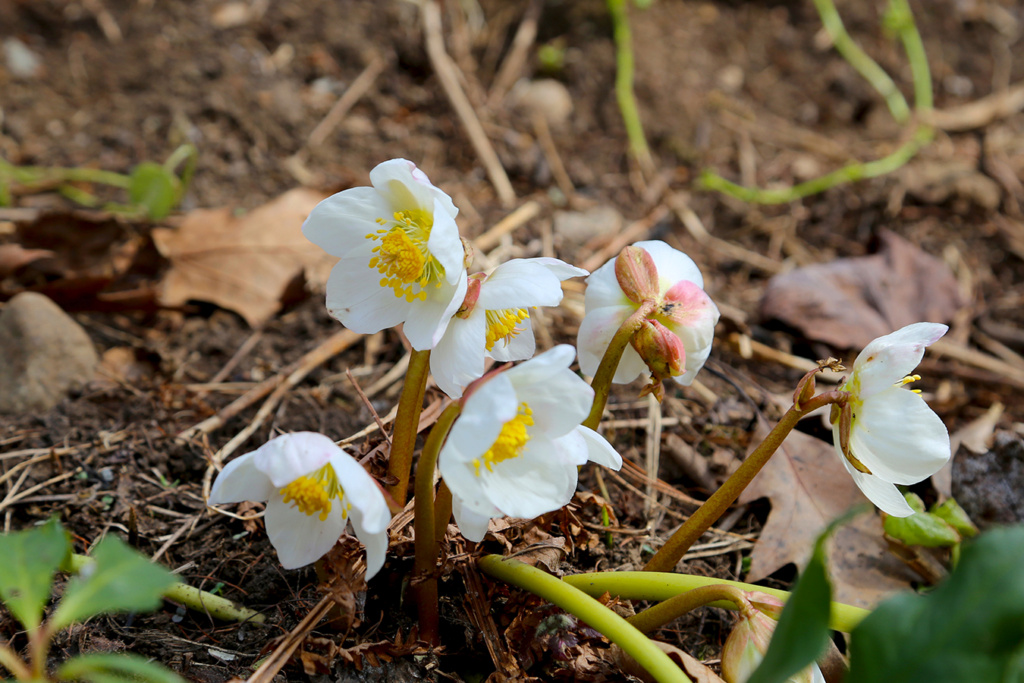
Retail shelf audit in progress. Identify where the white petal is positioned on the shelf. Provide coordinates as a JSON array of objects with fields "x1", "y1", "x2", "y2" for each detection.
[
  {"x1": 477, "y1": 259, "x2": 573, "y2": 309},
  {"x1": 553, "y1": 429, "x2": 590, "y2": 467},
  {"x1": 349, "y1": 506, "x2": 389, "y2": 580},
  {"x1": 583, "y1": 259, "x2": 631, "y2": 311},
  {"x1": 324, "y1": 255, "x2": 411, "y2": 334},
  {"x1": 264, "y1": 495, "x2": 347, "y2": 569},
  {"x1": 431, "y1": 312, "x2": 488, "y2": 399},
  {"x1": 426, "y1": 197, "x2": 465, "y2": 283},
  {"x1": 847, "y1": 388, "x2": 950, "y2": 484},
  {"x1": 452, "y1": 495, "x2": 498, "y2": 542},
  {"x1": 369, "y1": 158, "x2": 438, "y2": 215},
  {"x1": 481, "y1": 438, "x2": 576, "y2": 518},
  {"x1": 633, "y1": 240, "x2": 705, "y2": 290},
  {"x1": 852, "y1": 323, "x2": 947, "y2": 398},
  {"x1": 503, "y1": 344, "x2": 576, "y2": 384},
  {"x1": 252, "y1": 432, "x2": 336, "y2": 488},
  {"x1": 301, "y1": 187, "x2": 391, "y2": 257},
  {"x1": 673, "y1": 336, "x2": 713, "y2": 386},
  {"x1": 403, "y1": 274, "x2": 468, "y2": 350},
  {"x1": 574, "y1": 426, "x2": 623, "y2": 469},
  {"x1": 512, "y1": 364, "x2": 592, "y2": 438},
  {"x1": 208, "y1": 452, "x2": 275, "y2": 505},
  {"x1": 487, "y1": 316, "x2": 535, "y2": 362},
  {"x1": 327, "y1": 450, "x2": 390, "y2": 534},
  {"x1": 577, "y1": 306, "x2": 649, "y2": 383},
  {"x1": 841, "y1": 457, "x2": 915, "y2": 517}
]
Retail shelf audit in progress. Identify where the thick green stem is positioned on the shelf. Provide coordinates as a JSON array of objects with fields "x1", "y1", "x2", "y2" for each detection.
[
  {"x1": 628, "y1": 583, "x2": 751, "y2": 633},
  {"x1": 644, "y1": 391, "x2": 845, "y2": 572},
  {"x1": 606, "y1": 0, "x2": 655, "y2": 178},
  {"x1": 479, "y1": 556, "x2": 691, "y2": 683},
  {"x1": 563, "y1": 571, "x2": 869, "y2": 633},
  {"x1": 434, "y1": 479, "x2": 453, "y2": 545},
  {"x1": 584, "y1": 300, "x2": 657, "y2": 430},
  {"x1": 388, "y1": 349, "x2": 431, "y2": 506},
  {"x1": 413, "y1": 402, "x2": 461, "y2": 645},
  {"x1": 811, "y1": 0, "x2": 909, "y2": 123}
]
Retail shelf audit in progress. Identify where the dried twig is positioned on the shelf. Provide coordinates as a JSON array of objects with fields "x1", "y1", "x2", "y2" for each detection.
[
  {"x1": 581, "y1": 204, "x2": 670, "y2": 272},
  {"x1": 306, "y1": 55, "x2": 388, "y2": 148},
  {"x1": 487, "y1": 0, "x2": 544, "y2": 107}
]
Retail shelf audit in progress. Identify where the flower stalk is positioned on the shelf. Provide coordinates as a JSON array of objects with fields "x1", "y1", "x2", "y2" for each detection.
[
  {"x1": 627, "y1": 583, "x2": 752, "y2": 634},
  {"x1": 479, "y1": 555, "x2": 691, "y2": 683},
  {"x1": 388, "y1": 349, "x2": 432, "y2": 506},
  {"x1": 583, "y1": 300, "x2": 657, "y2": 430},
  {"x1": 413, "y1": 402, "x2": 461, "y2": 645}
]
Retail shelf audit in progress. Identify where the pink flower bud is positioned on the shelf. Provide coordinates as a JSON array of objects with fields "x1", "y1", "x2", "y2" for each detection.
[
  {"x1": 615, "y1": 245, "x2": 660, "y2": 304},
  {"x1": 631, "y1": 319, "x2": 687, "y2": 383},
  {"x1": 721, "y1": 593, "x2": 820, "y2": 683},
  {"x1": 455, "y1": 274, "x2": 486, "y2": 319}
]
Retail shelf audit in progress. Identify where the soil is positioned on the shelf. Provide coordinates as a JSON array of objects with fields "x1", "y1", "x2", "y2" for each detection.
[{"x1": 1, "y1": 0, "x2": 1023, "y2": 681}]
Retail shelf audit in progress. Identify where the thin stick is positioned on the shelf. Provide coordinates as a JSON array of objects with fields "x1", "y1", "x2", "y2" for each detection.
[
  {"x1": 244, "y1": 595, "x2": 334, "y2": 683},
  {"x1": 421, "y1": 0, "x2": 516, "y2": 207},
  {"x1": 581, "y1": 205, "x2": 670, "y2": 272},
  {"x1": 472, "y1": 200, "x2": 541, "y2": 252},
  {"x1": 346, "y1": 369, "x2": 389, "y2": 442},
  {"x1": 488, "y1": 0, "x2": 544, "y2": 107},
  {"x1": 532, "y1": 112, "x2": 576, "y2": 202},
  {"x1": 306, "y1": 55, "x2": 387, "y2": 148}
]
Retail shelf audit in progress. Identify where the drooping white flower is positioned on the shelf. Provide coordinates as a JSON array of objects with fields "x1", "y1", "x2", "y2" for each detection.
[
  {"x1": 577, "y1": 240, "x2": 719, "y2": 387},
  {"x1": 831, "y1": 323, "x2": 951, "y2": 517},
  {"x1": 302, "y1": 159, "x2": 468, "y2": 350},
  {"x1": 430, "y1": 258, "x2": 588, "y2": 399},
  {"x1": 209, "y1": 432, "x2": 391, "y2": 575},
  {"x1": 438, "y1": 345, "x2": 622, "y2": 541}
]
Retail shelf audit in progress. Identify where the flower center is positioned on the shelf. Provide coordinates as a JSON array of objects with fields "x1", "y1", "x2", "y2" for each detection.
[
  {"x1": 485, "y1": 308, "x2": 530, "y2": 351},
  {"x1": 279, "y1": 464, "x2": 349, "y2": 522},
  {"x1": 473, "y1": 402, "x2": 534, "y2": 476},
  {"x1": 366, "y1": 210, "x2": 445, "y2": 302}
]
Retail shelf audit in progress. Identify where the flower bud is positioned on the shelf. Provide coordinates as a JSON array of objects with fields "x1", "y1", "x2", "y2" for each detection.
[
  {"x1": 456, "y1": 273, "x2": 485, "y2": 319},
  {"x1": 631, "y1": 319, "x2": 686, "y2": 383},
  {"x1": 615, "y1": 245, "x2": 660, "y2": 304},
  {"x1": 721, "y1": 592, "x2": 822, "y2": 683}
]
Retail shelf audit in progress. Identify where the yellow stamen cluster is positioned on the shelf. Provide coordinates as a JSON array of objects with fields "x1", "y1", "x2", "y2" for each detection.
[
  {"x1": 899, "y1": 374, "x2": 923, "y2": 394},
  {"x1": 279, "y1": 464, "x2": 349, "y2": 522},
  {"x1": 485, "y1": 308, "x2": 529, "y2": 351},
  {"x1": 366, "y1": 210, "x2": 445, "y2": 302},
  {"x1": 473, "y1": 402, "x2": 534, "y2": 476}
]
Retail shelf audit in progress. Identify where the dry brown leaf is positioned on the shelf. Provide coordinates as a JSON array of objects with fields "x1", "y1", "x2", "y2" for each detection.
[
  {"x1": 759, "y1": 230, "x2": 964, "y2": 349},
  {"x1": 738, "y1": 422, "x2": 915, "y2": 607},
  {"x1": 933, "y1": 402, "x2": 1004, "y2": 498},
  {"x1": 152, "y1": 188, "x2": 334, "y2": 326},
  {"x1": 610, "y1": 642, "x2": 726, "y2": 683}
]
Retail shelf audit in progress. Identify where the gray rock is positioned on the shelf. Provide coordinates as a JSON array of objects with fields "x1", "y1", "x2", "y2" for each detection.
[
  {"x1": 0, "y1": 293, "x2": 99, "y2": 413},
  {"x1": 553, "y1": 205, "x2": 623, "y2": 248},
  {"x1": 508, "y1": 79, "x2": 574, "y2": 128}
]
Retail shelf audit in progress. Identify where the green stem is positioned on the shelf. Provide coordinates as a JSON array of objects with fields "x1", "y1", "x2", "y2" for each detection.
[
  {"x1": 479, "y1": 556, "x2": 691, "y2": 683},
  {"x1": 0, "y1": 643, "x2": 30, "y2": 680},
  {"x1": 811, "y1": 0, "x2": 910, "y2": 123},
  {"x1": 888, "y1": 0, "x2": 932, "y2": 111},
  {"x1": 28, "y1": 622, "x2": 53, "y2": 680},
  {"x1": 413, "y1": 402, "x2": 461, "y2": 645},
  {"x1": 563, "y1": 571, "x2": 869, "y2": 633},
  {"x1": 584, "y1": 300, "x2": 657, "y2": 430},
  {"x1": 68, "y1": 554, "x2": 265, "y2": 624},
  {"x1": 644, "y1": 391, "x2": 845, "y2": 572},
  {"x1": 628, "y1": 583, "x2": 752, "y2": 633},
  {"x1": 388, "y1": 349, "x2": 431, "y2": 506},
  {"x1": 606, "y1": 0, "x2": 655, "y2": 178},
  {"x1": 434, "y1": 479, "x2": 453, "y2": 545}
]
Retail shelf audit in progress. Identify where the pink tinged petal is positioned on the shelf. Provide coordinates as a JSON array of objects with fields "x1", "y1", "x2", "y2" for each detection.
[
  {"x1": 576, "y1": 305, "x2": 640, "y2": 379},
  {"x1": 264, "y1": 495, "x2": 348, "y2": 569},
  {"x1": 403, "y1": 274, "x2": 468, "y2": 350},
  {"x1": 349, "y1": 506, "x2": 389, "y2": 580},
  {"x1": 425, "y1": 198, "x2": 465, "y2": 283},
  {"x1": 452, "y1": 495, "x2": 498, "y2": 542},
  {"x1": 673, "y1": 337, "x2": 713, "y2": 386},
  {"x1": 660, "y1": 280, "x2": 718, "y2": 328},
  {"x1": 324, "y1": 256, "x2": 411, "y2": 334},
  {"x1": 481, "y1": 438, "x2": 577, "y2": 518},
  {"x1": 301, "y1": 187, "x2": 391, "y2": 257},
  {"x1": 574, "y1": 426, "x2": 623, "y2": 470},
  {"x1": 477, "y1": 259, "x2": 567, "y2": 309},
  {"x1": 847, "y1": 388, "x2": 950, "y2": 484},
  {"x1": 208, "y1": 452, "x2": 275, "y2": 505},
  {"x1": 583, "y1": 259, "x2": 632, "y2": 311},
  {"x1": 852, "y1": 323, "x2": 948, "y2": 398},
  {"x1": 487, "y1": 316, "x2": 535, "y2": 362},
  {"x1": 253, "y1": 432, "x2": 336, "y2": 488},
  {"x1": 431, "y1": 312, "x2": 488, "y2": 399},
  {"x1": 327, "y1": 451, "x2": 390, "y2": 533},
  {"x1": 840, "y1": 457, "x2": 916, "y2": 517},
  {"x1": 632, "y1": 240, "x2": 705, "y2": 290}
]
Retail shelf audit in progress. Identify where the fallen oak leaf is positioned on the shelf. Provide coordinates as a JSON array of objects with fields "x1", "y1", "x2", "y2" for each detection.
[
  {"x1": 152, "y1": 188, "x2": 335, "y2": 327},
  {"x1": 0, "y1": 244, "x2": 55, "y2": 278}
]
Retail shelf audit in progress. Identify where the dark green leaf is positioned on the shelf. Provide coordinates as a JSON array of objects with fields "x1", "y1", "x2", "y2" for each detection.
[
  {"x1": 128, "y1": 162, "x2": 179, "y2": 220},
  {"x1": 0, "y1": 518, "x2": 70, "y2": 629},
  {"x1": 848, "y1": 525, "x2": 1024, "y2": 683},
  {"x1": 51, "y1": 535, "x2": 177, "y2": 631},
  {"x1": 57, "y1": 653, "x2": 185, "y2": 683},
  {"x1": 930, "y1": 498, "x2": 978, "y2": 539}
]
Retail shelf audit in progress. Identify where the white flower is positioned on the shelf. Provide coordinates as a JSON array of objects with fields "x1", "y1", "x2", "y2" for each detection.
[
  {"x1": 438, "y1": 345, "x2": 622, "y2": 541},
  {"x1": 577, "y1": 240, "x2": 719, "y2": 387},
  {"x1": 430, "y1": 258, "x2": 588, "y2": 399},
  {"x1": 831, "y1": 323, "x2": 951, "y2": 517},
  {"x1": 302, "y1": 159, "x2": 468, "y2": 350},
  {"x1": 208, "y1": 432, "x2": 391, "y2": 575}
]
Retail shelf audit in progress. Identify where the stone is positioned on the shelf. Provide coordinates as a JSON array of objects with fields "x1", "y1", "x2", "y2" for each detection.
[
  {"x1": 0, "y1": 292, "x2": 99, "y2": 413},
  {"x1": 553, "y1": 205, "x2": 623, "y2": 248},
  {"x1": 508, "y1": 79, "x2": 574, "y2": 128}
]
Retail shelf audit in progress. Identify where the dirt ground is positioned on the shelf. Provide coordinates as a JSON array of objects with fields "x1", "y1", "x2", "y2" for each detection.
[{"x1": 1, "y1": 0, "x2": 1023, "y2": 680}]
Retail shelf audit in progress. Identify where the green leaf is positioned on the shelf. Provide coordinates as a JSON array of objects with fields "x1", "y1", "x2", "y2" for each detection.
[
  {"x1": 848, "y1": 525, "x2": 1024, "y2": 683},
  {"x1": 930, "y1": 498, "x2": 978, "y2": 539},
  {"x1": 128, "y1": 162, "x2": 179, "y2": 220},
  {"x1": 51, "y1": 535, "x2": 178, "y2": 631},
  {"x1": 884, "y1": 494, "x2": 960, "y2": 548},
  {"x1": 747, "y1": 510, "x2": 862, "y2": 683},
  {"x1": 0, "y1": 518, "x2": 70, "y2": 629},
  {"x1": 57, "y1": 653, "x2": 185, "y2": 683}
]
